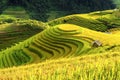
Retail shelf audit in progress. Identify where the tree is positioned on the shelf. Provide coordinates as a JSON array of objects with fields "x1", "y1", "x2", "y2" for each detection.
[
  {"x1": 8, "y1": 0, "x2": 21, "y2": 6},
  {"x1": 0, "y1": 0, "x2": 115, "y2": 21},
  {"x1": 113, "y1": 0, "x2": 120, "y2": 9}
]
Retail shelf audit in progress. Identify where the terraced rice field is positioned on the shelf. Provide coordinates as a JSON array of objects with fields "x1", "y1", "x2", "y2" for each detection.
[
  {"x1": 48, "y1": 13, "x2": 108, "y2": 31},
  {"x1": 0, "y1": 24, "x2": 90, "y2": 68},
  {"x1": 0, "y1": 51, "x2": 120, "y2": 80},
  {"x1": 0, "y1": 21, "x2": 45, "y2": 51},
  {"x1": 2, "y1": 7, "x2": 30, "y2": 19},
  {"x1": 1, "y1": 9, "x2": 120, "y2": 80},
  {"x1": 1, "y1": 23, "x2": 120, "y2": 68}
]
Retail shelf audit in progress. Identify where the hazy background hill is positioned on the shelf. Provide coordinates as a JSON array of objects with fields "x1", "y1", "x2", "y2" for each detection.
[{"x1": 0, "y1": 0, "x2": 115, "y2": 21}]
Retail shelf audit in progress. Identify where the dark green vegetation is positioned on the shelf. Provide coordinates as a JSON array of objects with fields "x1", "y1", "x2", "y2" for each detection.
[
  {"x1": 2, "y1": 7, "x2": 30, "y2": 19},
  {"x1": 0, "y1": 0, "x2": 115, "y2": 21},
  {"x1": 113, "y1": 0, "x2": 120, "y2": 9}
]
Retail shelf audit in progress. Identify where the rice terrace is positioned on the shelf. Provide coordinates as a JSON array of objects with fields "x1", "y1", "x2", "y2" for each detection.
[{"x1": 1, "y1": 0, "x2": 120, "y2": 80}]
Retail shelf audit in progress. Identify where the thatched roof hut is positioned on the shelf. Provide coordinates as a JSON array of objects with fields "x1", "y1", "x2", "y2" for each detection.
[{"x1": 92, "y1": 40, "x2": 102, "y2": 47}]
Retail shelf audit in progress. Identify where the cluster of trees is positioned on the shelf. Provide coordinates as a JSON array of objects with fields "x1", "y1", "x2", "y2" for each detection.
[
  {"x1": 0, "y1": 0, "x2": 8, "y2": 14},
  {"x1": 112, "y1": 0, "x2": 120, "y2": 9},
  {"x1": 0, "y1": 0, "x2": 115, "y2": 21}
]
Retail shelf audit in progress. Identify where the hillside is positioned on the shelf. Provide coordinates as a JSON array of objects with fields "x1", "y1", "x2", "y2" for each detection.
[
  {"x1": 0, "y1": 20, "x2": 47, "y2": 51},
  {"x1": 1, "y1": 23, "x2": 120, "y2": 68},
  {"x1": 1, "y1": 9, "x2": 120, "y2": 80},
  {"x1": 2, "y1": 6, "x2": 30, "y2": 19},
  {"x1": 48, "y1": 14, "x2": 107, "y2": 31},
  {"x1": 0, "y1": 51, "x2": 120, "y2": 79},
  {"x1": 48, "y1": 9, "x2": 120, "y2": 31}
]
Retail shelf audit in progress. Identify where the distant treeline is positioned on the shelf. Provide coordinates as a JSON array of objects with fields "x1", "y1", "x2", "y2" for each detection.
[{"x1": 0, "y1": 0, "x2": 115, "y2": 21}]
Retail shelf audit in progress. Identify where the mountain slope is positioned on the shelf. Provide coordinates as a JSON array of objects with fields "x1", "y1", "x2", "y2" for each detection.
[
  {"x1": 0, "y1": 24, "x2": 120, "y2": 68},
  {"x1": 2, "y1": 6, "x2": 30, "y2": 19},
  {"x1": 0, "y1": 20, "x2": 46, "y2": 51},
  {"x1": 48, "y1": 15, "x2": 107, "y2": 31}
]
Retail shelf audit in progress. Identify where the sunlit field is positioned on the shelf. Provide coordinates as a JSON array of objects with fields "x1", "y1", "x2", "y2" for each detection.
[
  {"x1": 0, "y1": 52, "x2": 120, "y2": 80},
  {"x1": 0, "y1": 2, "x2": 120, "y2": 79}
]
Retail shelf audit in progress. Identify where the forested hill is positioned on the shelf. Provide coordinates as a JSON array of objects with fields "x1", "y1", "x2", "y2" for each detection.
[{"x1": 0, "y1": 0, "x2": 115, "y2": 21}]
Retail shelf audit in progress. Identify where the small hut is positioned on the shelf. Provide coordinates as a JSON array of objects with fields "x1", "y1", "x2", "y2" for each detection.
[
  {"x1": 92, "y1": 40, "x2": 102, "y2": 47},
  {"x1": 105, "y1": 31, "x2": 111, "y2": 34}
]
